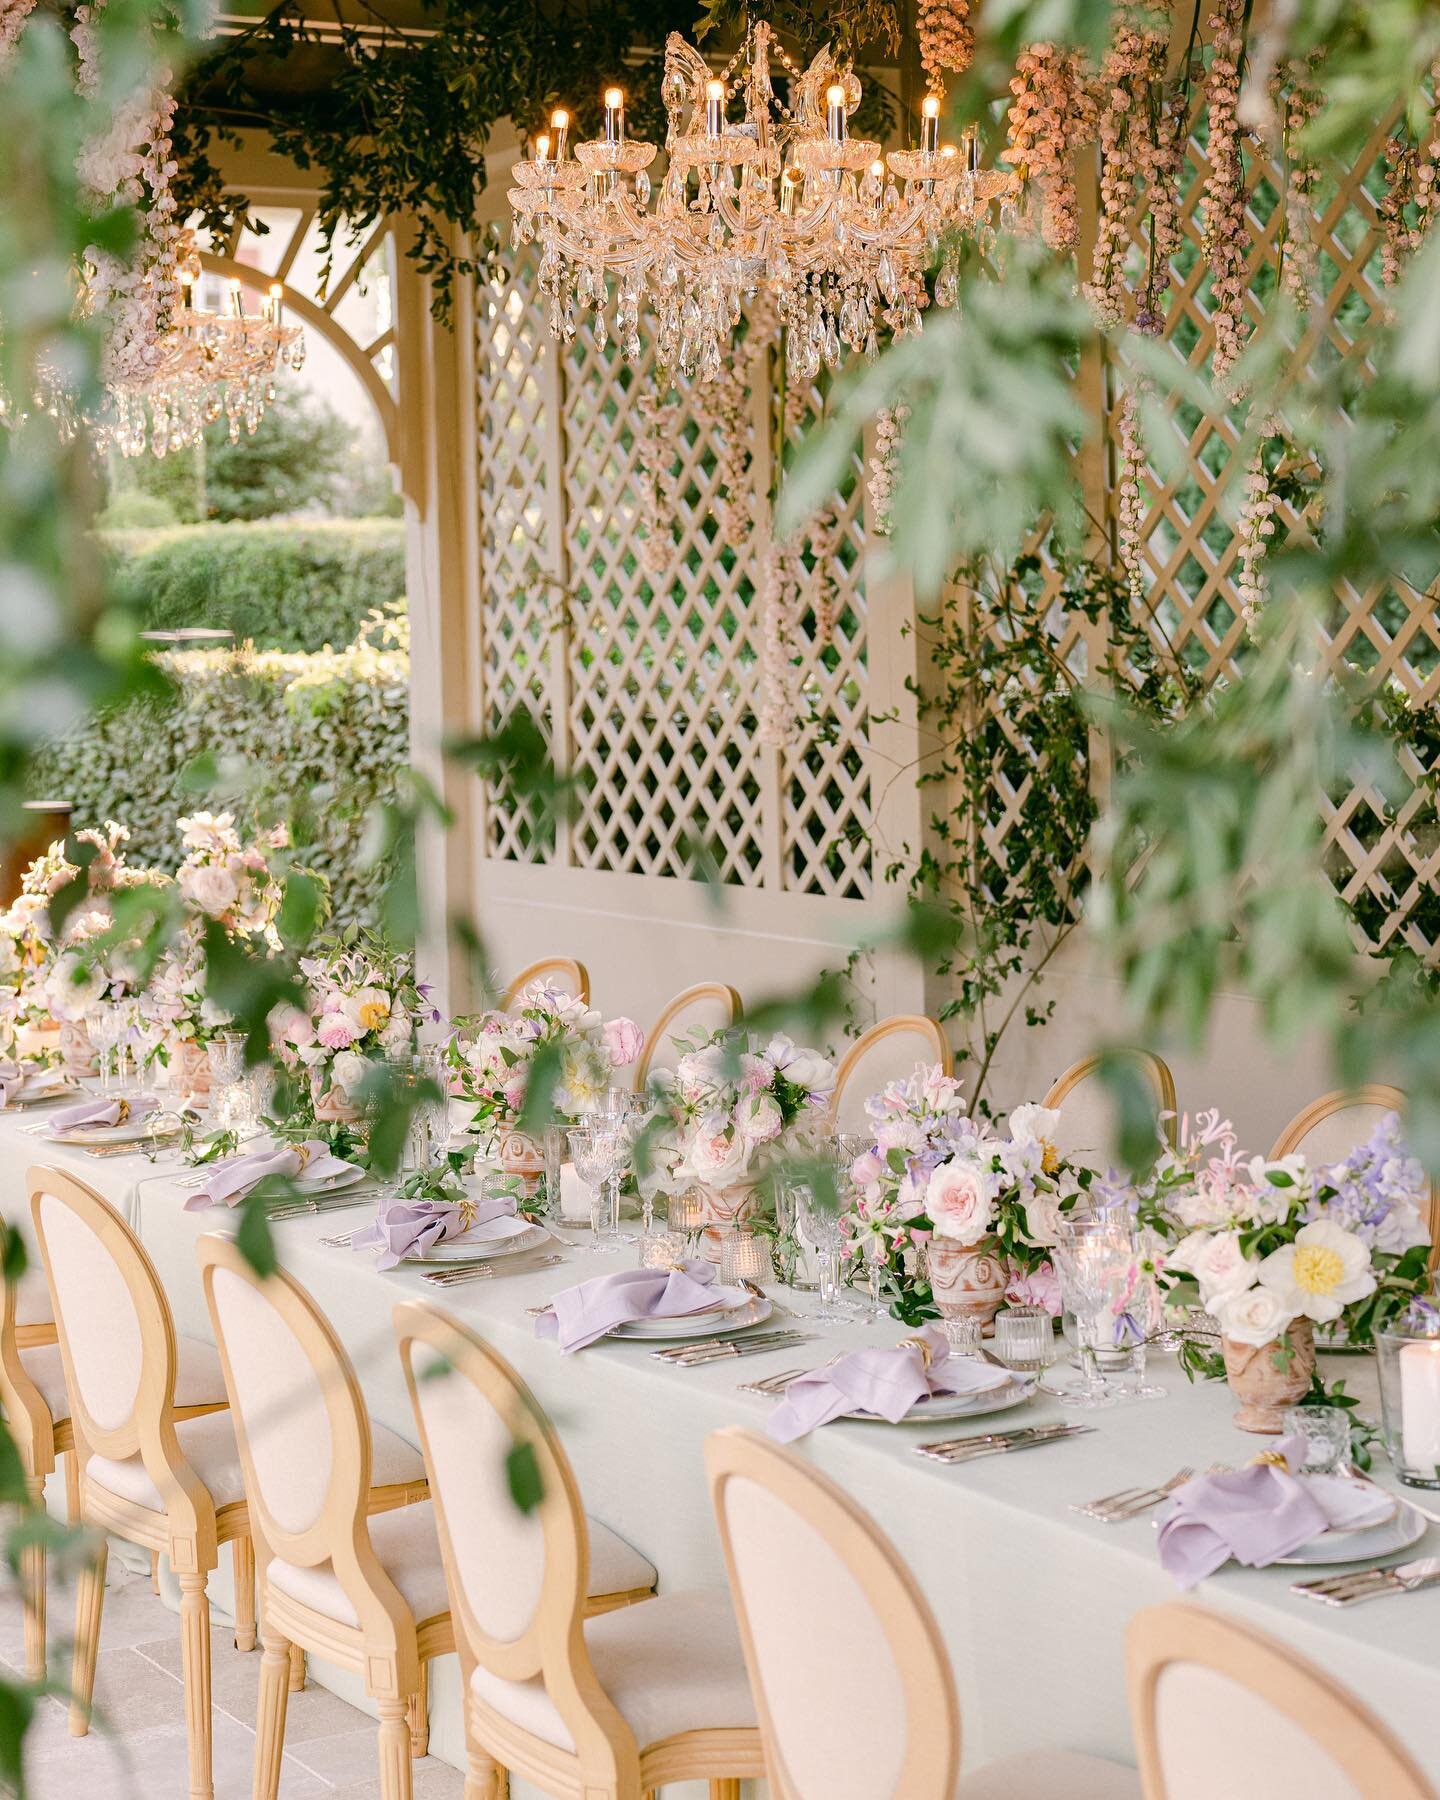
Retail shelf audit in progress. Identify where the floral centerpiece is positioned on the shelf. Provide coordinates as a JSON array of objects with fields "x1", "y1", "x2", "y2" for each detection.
[
  {"x1": 136, "y1": 814, "x2": 287, "y2": 1095},
  {"x1": 448, "y1": 981, "x2": 643, "y2": 1178},
  {"x1": 1144, "y1": 1110, "x2": 1433, "y2": 1431},
  {"x1": 275, "y1": 933, "x2": 434, "y2": 1120},
  {"x1": 646, "y1": 1029, "x2": 836, "y2": 1255},
  {"x1": 845, "y1": 1066, "x2": 1090, "y2": 1327}
]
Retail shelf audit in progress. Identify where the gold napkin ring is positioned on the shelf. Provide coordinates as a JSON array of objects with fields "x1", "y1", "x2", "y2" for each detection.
[
  {"x1": 456, "y1": 1196, "x2": 478, "y2": 1230},
  {"x1": 115, "y1": 1099, "x2": 131, "y2": 1125},
  {"x1": 294, "y1": 1144, "x2": 312, "y2": 1173},
  {"x1": 1248, "y1": 1449, "x2": 1287, "y2": 1468},
  {"x1": 899, "y1": 1333, "x2": 934, "y2": 1370}
]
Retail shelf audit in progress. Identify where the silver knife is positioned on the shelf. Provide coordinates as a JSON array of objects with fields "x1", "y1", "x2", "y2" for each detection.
[
  {"x1": 654, "y1": 1330, "x2": 806, "y2": 1364},
  {"x1": 1291, "y1": 1556, "x2": 1440, "y2": 1607},
  {"x1": 918, "y1": 1425, "x2": 1093, "y2": 1463},
  {"x1": 666, "y1": 1333, "x2": 814, "y2": 1367}
]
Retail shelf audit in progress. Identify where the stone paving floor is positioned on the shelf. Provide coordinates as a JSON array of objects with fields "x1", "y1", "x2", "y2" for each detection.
[{"x1": 1, "y1": 1561, "x2": 464, "y2": 1799}]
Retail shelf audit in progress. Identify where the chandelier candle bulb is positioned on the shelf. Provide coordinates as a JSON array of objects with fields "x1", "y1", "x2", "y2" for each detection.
[
  {"x1": 604, "y1": 86, "x2": 625, "y2": 145},
  {"x1": 226, "y1": 278, "x2": 244, "y2": 319},
  {"x1": 705, "y1": 78, "x2": 725, "y2": 136},
  {"x1": 826, "y1": 82, "x2": 847, "y2": 141},
  {"x1": 265, "y1": 283, "x2": 284, "y2": 326},
  {"x1": 550, "y1": 108, "x2": 570, "y2": 162},
  {"x1": 921, "y1": 94, "x2": 941, "y2": 156},
  {"x1": 780, "y1": 166, "x2": 800, "y2": 216}
]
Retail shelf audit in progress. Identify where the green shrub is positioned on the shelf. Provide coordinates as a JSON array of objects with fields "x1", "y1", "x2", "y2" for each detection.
[
  {"x1": 96, "y1": 491, "x2": 180, "y2": 531},
  {"x1": 100, "y1": 518, "x2": 407, "y2": 652},
  {"x1": 28, "y1": 613, "x2": 410, "y2": 930}
]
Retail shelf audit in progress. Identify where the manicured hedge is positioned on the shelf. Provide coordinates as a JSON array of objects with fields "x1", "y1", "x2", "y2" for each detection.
[
  {"x1": 100, "y1": 518, "x2": 407, "y2": 653},
  {"x1": 29, "y1": 617, "x2": 409, "y2": 930}
]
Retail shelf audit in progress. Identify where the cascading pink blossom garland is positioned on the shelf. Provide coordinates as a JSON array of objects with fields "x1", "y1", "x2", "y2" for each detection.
[
  {"x1": 1278, "y1": 66, "x2": 1322, "y2": 307},
  {"x1": 918, "y1": 0, "x2": 973, "y2": 91},
  {"x1": 867, "y1": 402, "x2": 907, "y2": 537},
  {"x1": 1379, "y1": 64, "x2": 1440, "y2": 291},
  {"x1": 1235, "y1": 422, "x2": 1278, "y2": 629},
  {"x1": 1006, "y1": 43, "x2": 1097, "y2": 252},
  {"x1": 1084, "y1": 14, "x2": 1173, "y2": 331},
  {"x1": 1202, "y1": 0, "x2": 1250, "y2": 392},
  {"x1": 72, "y1": 0, "x2": 182, "y2": 394}
]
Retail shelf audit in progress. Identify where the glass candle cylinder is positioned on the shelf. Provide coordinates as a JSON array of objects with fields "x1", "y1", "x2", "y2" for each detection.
[{"x1": 1378, "y1": 1309, "x2": 1440, "y2": 1488}]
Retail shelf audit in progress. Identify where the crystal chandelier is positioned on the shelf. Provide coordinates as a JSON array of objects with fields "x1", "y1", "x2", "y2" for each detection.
[
  {"x1": 92, "y1": 239, "x2": 307, "y2": 459},
  {"x1": 508, "y1": 21, "x2": 1019, "y2": 382}
]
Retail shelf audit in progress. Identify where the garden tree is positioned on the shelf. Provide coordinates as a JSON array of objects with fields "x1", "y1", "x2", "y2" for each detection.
[
  {"x1": 104, "y1": 433, "x2": 206, "y2": 523},
  {"x1": 203, "y1": 382, "x2": 350, "y2": 520}
]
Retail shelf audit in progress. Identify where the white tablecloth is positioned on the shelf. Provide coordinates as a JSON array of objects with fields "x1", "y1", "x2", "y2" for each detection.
[{"x1": 8, "y1": 1113, "x2": 1440, "y2": 1793}]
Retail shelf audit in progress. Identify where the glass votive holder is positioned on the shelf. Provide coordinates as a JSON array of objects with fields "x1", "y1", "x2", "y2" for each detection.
[
  {"x1": 639, "y1": 1228, "x2": 687, "y2": 1270},
  {"x1": 721, "y1": 1229, "x2": 774, "y2": 1289},
  {"x1": 938, "y1": 1317, "x2": 983, "y2": 1359},
  {"x1": 1281, "y1": 1404, "x2": 1352, "y2": 1473},
  {"x1": 1377, "y1": 1307, "x2": 1440, "y2": 1488},
  {"x1": 993, "y1": 1306, "x2": 1052, "y2": 1372},
  {"x1": 667, "y1": 1190, "x2": 705, "y2": 1256}
]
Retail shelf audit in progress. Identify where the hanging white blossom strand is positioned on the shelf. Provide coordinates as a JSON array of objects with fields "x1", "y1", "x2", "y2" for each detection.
[
  {"x1": 867, "y1": 403, "x2": 907, "y2": 537},
  {"x1": 757, "y1": 540, "x2": 806, "y2": 749},
  {"x1": 1203, "y1": 0, "x2": 1250, "y2": 390}
]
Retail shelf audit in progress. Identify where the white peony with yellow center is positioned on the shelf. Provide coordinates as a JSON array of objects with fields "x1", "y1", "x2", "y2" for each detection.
[{"x1": 1256, "y1": 1219, "x2": 1376, "y2": 1325}]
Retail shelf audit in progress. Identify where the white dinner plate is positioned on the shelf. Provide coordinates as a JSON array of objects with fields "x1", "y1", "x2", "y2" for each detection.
[
  {"x1": 294, "y1": 1165, "x2": 368, "y2": 1196},
  {"x1": 404, "y1": 1222, "x2": 551, "y2": 1264},
  {"x1": 608, "y1": 1295, "x2": 772, "y2": 1341},
  {"x1": 42, "y1": 1112, "x2": 171, "y2": 1146},
  {"x1": 1274, "y1": 1498, "x2": 1427, "y2": 1566},
  {"x1": 10, "y1": 1075, "x2": 81, "y2": 1108},
  {"x1": 844, "y1": 1375, "x2": 1035, "y2": 1425}
]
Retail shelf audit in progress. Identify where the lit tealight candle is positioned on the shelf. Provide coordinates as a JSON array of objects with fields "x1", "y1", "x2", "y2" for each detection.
[
  {"x1": 921, "y1": 93, "x2": 940, "y2": 157},
  {"x1": 550, "y1": 108, "x2": 570, "y2": 162},
  {"x1": 705, "y1": 77, "x2": 725, "y2": 136},
  {"x1": 1401, "y1": 1339, "x2": 1440, "y2": 1473},
  {"x1": 826, "y1": 81, "x2": 847, "y2": 142},
  {"x1": 604, "y1": 85, "x2": 625, "y2": 145}
]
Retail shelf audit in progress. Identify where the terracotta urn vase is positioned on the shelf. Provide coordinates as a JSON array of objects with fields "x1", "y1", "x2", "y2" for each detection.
[
  {"x1": 311, "y1": 1068, "x2": 363, "y2": 1124},
  {"x1": 58, "y1": 1020, "x2": 97, "y2": 1078},
  {"x1": 1222, "y1": 1321, "x2": 1316, "y2": 1433},
  {"x1": 174, "y1": 1039, "x2": 212, "y2": 1103},
  {"x1": 697, "y1": 1181, "x2": 758, "y2": 1263},
  {"x1": 926, "y1": 1237, "x2": 1008, "y2": 1329}
]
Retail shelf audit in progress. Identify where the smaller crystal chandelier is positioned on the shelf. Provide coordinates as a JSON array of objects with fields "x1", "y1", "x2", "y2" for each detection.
[
  {"x1": 509, "y1": 21, "x2": 1018, "y2": 381},
  {"x1": 91, "y1": 237, "x2": 307, "y2": 459}
]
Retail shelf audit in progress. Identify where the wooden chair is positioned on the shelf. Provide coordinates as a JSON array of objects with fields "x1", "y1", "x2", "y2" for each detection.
[
  {"x1": 199, "y1": 1238, "x2": 656, "y2": 1799},
  {"x1": 1270, "y1": 1084, "x2": 1438, "y2": 1263},
  {"x1": 503, "y1": 958, "x2": 591, "y2": 1013},
  {"x1": 828, "y1": 1015, "x2": 952, "y2": 1133},
  {"x1": 29, "y1": 1165, "x2": 253, "y2": 1798},
  {"x1": 634, "y1": 982, "x2": 743, "y2": 1088},
  {"x1": 1127, "y1": 1602, "x2": 1434, "y2": 1800},
  {"x1": 1042, "y1": 1050, "x2": 1177, "y2": 1164},
  {"x1": 705, "y1": 1426, "x2": 1139, "y2": 1800},
  {"x1": 394, "y1": 1298, "x2": 761, "y2": 1800}
]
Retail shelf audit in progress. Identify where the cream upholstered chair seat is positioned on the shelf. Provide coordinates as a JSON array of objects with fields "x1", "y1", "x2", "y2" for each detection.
[
  {"x1": 270, "y1": 1502, "x2": 656, "y2": 1635},
  {"x1": 961, "y1": 1749, "x2": 1141, "y2": 1799},
  {"x1": 470, "y1": 1587, "x2": 756, "y2": 1755},
  {"x1": 19, "y1": 1333, "x2": 224, "y2": 1420},
  {"x1": 84, "y1": 1408, "x2": 426, "y2": 1514}
]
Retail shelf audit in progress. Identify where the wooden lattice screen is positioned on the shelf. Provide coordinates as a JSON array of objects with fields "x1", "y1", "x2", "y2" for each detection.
[{"x1": 473, "y1": 228, "x2": 875, "y2": 903}]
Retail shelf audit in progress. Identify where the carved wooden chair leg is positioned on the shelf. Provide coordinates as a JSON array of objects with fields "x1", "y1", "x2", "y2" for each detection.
[
  {"x1": 376, "y1": 1695, "x2": 413, "y2": 1800},
  {"x1": 21, "y1": 1475, "x2": 46, "y2": 1682},
  {"x1": 287, "y1": 1640, "x2": 306, "y2": 1691},
  {"x1": 178, "y1": 1569, "x2": 216, "y2": 1800},
  {"x1": 231, "y1": 1535, "x2": 257, "y2": 1651},
  {"x1": 708, "y1": 1783, "x2": 742, "y2": 1800},
  {"x1": 150, "y1": 1547, "x2": 161, "y2": 1594},
  {"x1": 252, "y1": 1627, "x2": 292, "y2": 1800},
  {"x1": 69, "y1": 1536, "x2": 107, "y2": 1738},
  {"x1": 406, "y1": 1659, "x2": 429, "y2": 1759}
]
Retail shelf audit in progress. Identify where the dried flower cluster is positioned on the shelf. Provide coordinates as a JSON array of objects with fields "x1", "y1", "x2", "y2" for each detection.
[
  {"x1": 1115, "y1": 380, "x2": 1149, "y2": 599},
  {"x1": 1006, "y1": 44, "x2": 1096, "y2": 252},
  {"x1": 1084, "y1": 15, "x2": 1174, "y2": 331},
  {"x1": 1203, "y1": 0, "x2": 1250, "y2": 390},
  {"x1": 918, "y1": 0, "x2": 973, "y2": 92}
]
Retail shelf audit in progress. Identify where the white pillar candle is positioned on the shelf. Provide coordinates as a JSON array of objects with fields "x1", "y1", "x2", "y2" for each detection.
[
  {"x1": 558, "y1": 1161, "x2": 591, "y2": 1222},
  {"x1": 1400, "y1": 1340, "x2": 1440, "y2": 1471}
]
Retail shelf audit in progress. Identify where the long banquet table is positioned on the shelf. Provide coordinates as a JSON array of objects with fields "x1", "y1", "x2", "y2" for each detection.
[{"x1": 7, "y1": 1111, "x2": 1440, "y2": 1794}]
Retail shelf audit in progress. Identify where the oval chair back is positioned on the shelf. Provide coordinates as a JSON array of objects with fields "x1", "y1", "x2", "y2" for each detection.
[
  {"x1": 634, "y1": 982, "x2": 743, "y2": 1088},
  {"x1": 705, "y1": 1426, "x2": 958, "y2": 1800},
  {"x1": 392, "y1": 1298, "x2": 636, "y2": 1787},
  {"x1": 829, "y1": 1016, "x2": 952, "y2": 1134},
  {"x1": 1127, "y1": 1602, "x2": 1433, "y2": 1800},
  {"x1": 503, "y1": 959, "x2": 590, "y2": 1014},
  {"x1": 1042, "y1": 1051, "x2": 1177, "y2": 1165},
  {"x1": 197, "y1": 1234, "x2": 416, "y2": 1676},
  {"x1": 1269, "y1": 1084, "x2": 1437, "y2": 1259},
  {"x1": 28, "y1": 1163, "x2": 210, "y2": 1536}
]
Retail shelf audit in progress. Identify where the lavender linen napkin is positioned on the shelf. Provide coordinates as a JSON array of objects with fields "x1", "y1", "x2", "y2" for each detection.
[
  {"x1": 48, "y1": 1093, "x2": 159, "y2": 1132},
  {"x1": 535, "y1": 1261, "x2": 745, "y2": 1353},
  {"x1": 1155, "y1": 1436, "x2": 1387, "y2": 1589},
  {"x1": 0, "y1": 1062, "x2": 24, "y2": 1107},
  {"x1": 351, "y1": 1192, "x2": 534, "y2": 1270},
  {"x1": 184, "y1": 1140, "x2": 357, "y2": 1211},
  {"x1": 767, "y1": 1323, "x2": 1014, "y2": 1444}
]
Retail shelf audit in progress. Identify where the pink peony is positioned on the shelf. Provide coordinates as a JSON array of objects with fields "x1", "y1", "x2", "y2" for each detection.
[
  {"x1": 602, "y1": 1016, "x2": 644, "y2": 1067},
  {"x1": 316, "y1": 1013, "x2": 362, "y2": 1051},
  {"x1": 926, "y1": 1154, "x2": 1000, "y2": 1245},
  {"x1": 1005, "y1": 1262, "x2": 1062, "y2": 1317},
  {"x1": 852, "y1": 1147, "x2": 886, "y2": 1187}
]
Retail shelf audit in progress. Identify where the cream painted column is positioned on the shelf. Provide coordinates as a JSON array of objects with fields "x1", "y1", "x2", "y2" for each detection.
[{"x1": 393, "y1": 218, "x2": 481, "y2": 1018}]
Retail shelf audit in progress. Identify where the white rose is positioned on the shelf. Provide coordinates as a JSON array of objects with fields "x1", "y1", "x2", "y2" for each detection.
[
  {"x1": 1019, "y1": 1191, "x2": 1066, "y2": 1247},
  {"x1": 1186, "y1": 1230, "x2": 1259, "y2": 1306},
  {"x1": 765, "y1": 1035, "x2": 836, "y2": 1095},
  {"x1": 332, "y1": 1050, "x2": 370, "y2": 1096},
  {"x1": 178, "y1": 862, "x2": 239, "y2": 917},
  {"x1": 1009, "y1": 1101, "x2": 1062, "y2": 1145},
  {"x1": 46, "y1": 954, "x2": 106, "y2": 1021},
  {"x1": 1257, "y1": 1220, "x2": 1376, "y2": 1325},
  {"x1": 1212, "y1": 1283, "x2": 1296, "y2": 1348},
  {"x1": 926, "y1": 1154, "x2": 1000, "y2": 1245},
  {"x1": 687, "y1": 1117, "x2": 751, "y2": 1186}
]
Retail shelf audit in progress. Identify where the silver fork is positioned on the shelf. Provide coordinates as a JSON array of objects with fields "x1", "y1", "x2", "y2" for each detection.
[
  {"x1": 1073, "y1": 1467, "x2": 1194, "y2": 1523},
  {"x1": 421, "y1": 1254, "x2": 564, "y2": 1288},
  {"x1": 737, "y1": 1367, "x2": 805, "y2": 1396},
  {"x1": 320, "y1": 1232, "x2": 357, "y2": 1249},
  {"x1": 1291, "y1": 1557, "x2": 1440, "y2": 1607}
]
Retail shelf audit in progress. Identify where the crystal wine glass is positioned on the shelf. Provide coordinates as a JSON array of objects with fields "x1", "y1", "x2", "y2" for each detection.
[
  {"x1": 1051, "y1": 1218, "x2": 1133, "y2": 1410},
  {"x1": 568, "y1": 1125, "x2": 622, "y2": 1252},
  {"x1": 795, "y1": 1182, "x2": 853, "y2": 1322}
]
